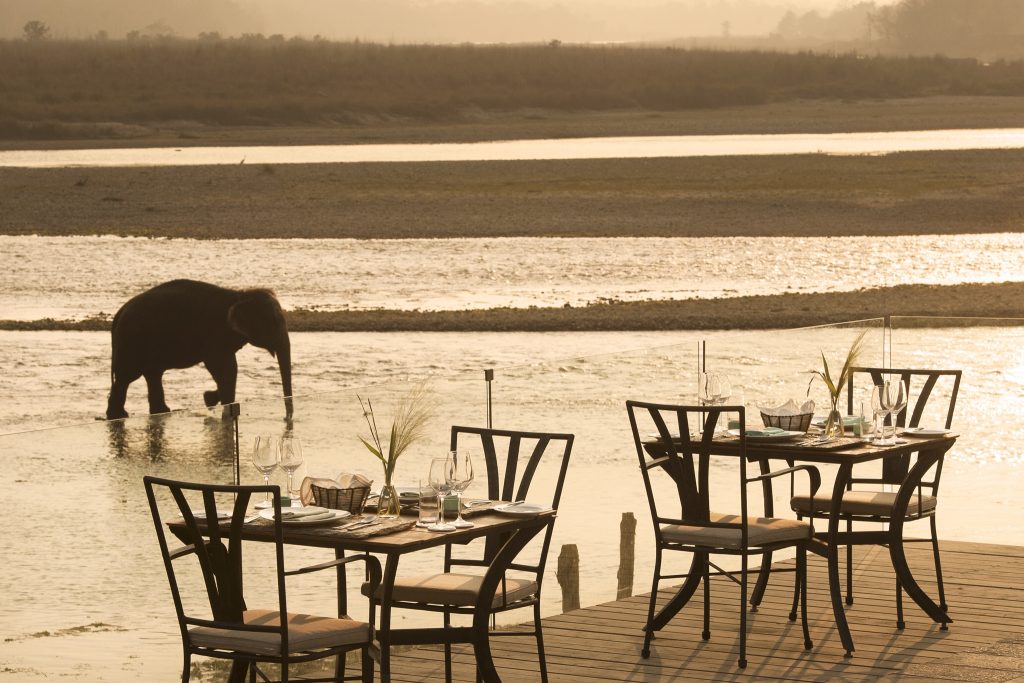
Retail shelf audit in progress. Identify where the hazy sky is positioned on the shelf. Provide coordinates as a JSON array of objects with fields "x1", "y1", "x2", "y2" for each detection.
[{"x1": 1, "y1": 0, "x2": 905, "y2": 41}]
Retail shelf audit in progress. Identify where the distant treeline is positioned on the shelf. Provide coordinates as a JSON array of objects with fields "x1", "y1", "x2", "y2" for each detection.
[{"x1": 3, "y1": 39, "x2": 1024, "y2": 139}]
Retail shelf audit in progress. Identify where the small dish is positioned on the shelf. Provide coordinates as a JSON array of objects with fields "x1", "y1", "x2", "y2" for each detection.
[
  {"x1": 184, "y1": 510, "x2": 231, "y2": 520},
  {"x1": 901, "y1": 427, "x2": 951, "y2": 438},
  {"x1": 494, "y1": 502, "x2": 551, "y2": 516}
]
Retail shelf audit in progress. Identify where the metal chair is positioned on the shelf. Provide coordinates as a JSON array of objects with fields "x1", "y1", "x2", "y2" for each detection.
[
  {"x1": 789, "y1": 367, "x2": 961, "y2": 628},
  {"x1": 363, "y1": 426, "x2": 573, "y2": 683},
  {"x1": 628, "y1": 401, "x2": 821, "y2": 668},
  {"x1": 144, "y1": 476, "x2": 381, "y2": 683}
]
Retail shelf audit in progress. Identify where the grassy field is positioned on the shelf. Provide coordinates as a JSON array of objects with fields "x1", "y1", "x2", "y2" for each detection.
[{"x1": 2, "y1": 39, "x2": 1024, "y2": 142}]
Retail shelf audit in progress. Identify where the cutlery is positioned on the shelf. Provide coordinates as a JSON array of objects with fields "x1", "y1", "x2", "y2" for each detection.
[
  {"x1": 504, "y1": 500, "x2": 526, "y2": 508},
  {"x1": 244, "y1": 514, "x2": 260, "y2": 523},
  {"x1": 339, "y1": 517, "x2": 378, "y2": 530},
  {"x1": 463, "y1": 499, "x2": 492, "y2": 508}
]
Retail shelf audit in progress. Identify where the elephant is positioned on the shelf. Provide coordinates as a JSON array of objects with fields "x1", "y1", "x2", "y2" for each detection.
[{"x1": 106, "y1": 279, "x2": 293, "y2": 420}]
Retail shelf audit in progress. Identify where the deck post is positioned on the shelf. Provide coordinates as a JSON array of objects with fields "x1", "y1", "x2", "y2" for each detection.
[
  {"x1": 557, "y1": 544, "x2": 580, "y2": 612},
  {"x1": 618, "y1": 512, "x2": 637, "y2": 599}
]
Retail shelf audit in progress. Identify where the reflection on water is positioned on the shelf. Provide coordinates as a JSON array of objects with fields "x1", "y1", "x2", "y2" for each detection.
[
  {"x1": 3, "y1": 233, "x2": 1024, "y2": 320},
  {"x1": 3, "y1": 128, "x2": 1024, "y2": 168}
]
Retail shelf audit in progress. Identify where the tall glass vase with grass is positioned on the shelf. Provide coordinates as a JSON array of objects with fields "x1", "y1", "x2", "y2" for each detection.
[
  {"x1": 808, "y1": 331, "x2": 867, "y2": 441},
  {"x1": 358, "y1": 382, "x2": 438, "y2": 518}
]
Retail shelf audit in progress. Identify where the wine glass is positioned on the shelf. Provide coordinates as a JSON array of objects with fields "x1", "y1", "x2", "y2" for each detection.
[
  {"x1": 251, "y1": 434, "x2": 278, "y2": 506},
  {"x1": 699, "y1": 372, "x2": 731, "y2": 434},
  {"x1": 869, "y1": 385, "x2": 886, "y2": 443},
  {"x1": 698, "y1": 372, "x2": 722, "y2": 406},
  {"x1": 278, "y1": 435, "x2": 303, "y2": 499},
  {"x1": 447, "y1": 450, "x2": 475, "y2": 529},
  {"x1": 427, "y1": 456, "x2": 455, "y2": 532},
  {"x1": 884, "y1": 378, "x2": 909, "y2": 442}
]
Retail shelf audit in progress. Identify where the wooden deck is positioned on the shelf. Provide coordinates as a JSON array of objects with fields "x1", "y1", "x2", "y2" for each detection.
[{"x1": 384, "y1": 540, "x2": 1024, "y2": 682}]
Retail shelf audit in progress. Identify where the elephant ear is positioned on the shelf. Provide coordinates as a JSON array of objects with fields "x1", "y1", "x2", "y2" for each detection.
[{"x1": 227, "y1": 289, "x2": 286, "y2": 352}]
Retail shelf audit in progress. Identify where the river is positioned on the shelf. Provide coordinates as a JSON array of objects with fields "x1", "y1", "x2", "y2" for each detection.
[{"x1": 3, "y1": 128, "x2": 1024, "y2": 168}]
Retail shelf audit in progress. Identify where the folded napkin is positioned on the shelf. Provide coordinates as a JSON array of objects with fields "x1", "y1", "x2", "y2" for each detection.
[
  {"x1": 299, "y1": 472, "x2": 373, "y2": 506},
  {"x1": 745, "y1": 427, "x2": 787, "y2": 437},
  {"x1": 279, "y1": 506, "x2": 330, "y2": 519},
  {"x1": 759, "y1": 399, "x2": 815, "y2": 416}
]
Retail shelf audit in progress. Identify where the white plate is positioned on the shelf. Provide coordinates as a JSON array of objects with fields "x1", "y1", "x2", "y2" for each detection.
[
  {"x1": 902, "y1": 427, "x2": 951, "y2": 437},
  {"x1": 255, "y1": 499, "x2": 301, "y2": 510},
  {"x1": 727, "y1": 428, "x2": 804, "y2": 442},
  {"x1": 184, "y1": 510, "x2": 231, "y2": 520},
  {"x1": 646, "y1": 431, "x2": 682, "y2": 440},
  {"x1": 864, "y1": 437, "x2": 908, "y2": 446},
  {"x1": 494, "y1": 502, "x2": 551, "y2": 516},
  {"x1": 257, "y1": 508, "x2": 351, "y2": 525}
]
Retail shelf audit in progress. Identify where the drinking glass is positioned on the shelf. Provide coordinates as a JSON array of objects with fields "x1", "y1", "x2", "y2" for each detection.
[
  {"x1": 416, "y1": 479, "x2": 439, "y2": 528},
  {"x1": 251, "y1": 434, "x2": 278, "y2": 504},
  {"x1": 427, "y1": 456, "x2": 455, "y2": 532},
  {"x1": 884, "y1": 378, "x2": 909, "y2": 441},
  {"x1": 447, "y1": 449, "x2": 475, "y2": 529},
  {"x1": 870, "y1": 386, "x2": 886, "y2": 443},
  {"x1": 699, "y1": 372, "x2": 730, "y2": 434},
  {"x1": 698, "y1": 372, "x2": 722, "y2": 406},
  {"x1": 278, "y1": 435, "x2": 303, "y2": 498}
]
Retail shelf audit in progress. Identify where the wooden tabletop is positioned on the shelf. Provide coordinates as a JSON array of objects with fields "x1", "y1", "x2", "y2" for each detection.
[
  {"x1": 647, "y1": 432, "x2": 959, "y2": 464},
  {"x1": 178, "y1": 509, "x2": 556, "y2": 554}
]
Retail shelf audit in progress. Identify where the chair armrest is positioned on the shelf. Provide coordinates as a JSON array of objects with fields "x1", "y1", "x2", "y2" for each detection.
[
  {"x1": 285, "y1": 554, "x2": 383, "y2": 593},
  {"x1": 749, "y1": 464, "x2": 821, "y2": 497}
]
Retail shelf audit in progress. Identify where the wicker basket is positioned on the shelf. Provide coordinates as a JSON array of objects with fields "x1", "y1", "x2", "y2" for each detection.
[
  {"x1": 760, "y1": 411, "x2": 813, "y2": 432},
  {"x1": 310, "y1": 484, "x2": 371, "y2": 514}
]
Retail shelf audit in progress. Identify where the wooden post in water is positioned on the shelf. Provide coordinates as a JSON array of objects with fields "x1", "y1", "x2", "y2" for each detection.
[
  {"x1": 557, "y1": 544, "x2": 580, "y2": 613},
  {"x1": 617, "y1": 512, "x2": 637, "y2": 599}
]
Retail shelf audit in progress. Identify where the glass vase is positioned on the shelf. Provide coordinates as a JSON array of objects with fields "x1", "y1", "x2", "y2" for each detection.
[
  {"x1": 823, "y1": 399, "x2": 845, "y2": 440},
  {"x1": 377, "y1": 480, "x2": 401, "y2": 519}
]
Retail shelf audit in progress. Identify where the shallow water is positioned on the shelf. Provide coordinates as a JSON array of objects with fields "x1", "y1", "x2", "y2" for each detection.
[
  {"x1": 1, "y1": 326, "x2": 1022, "y2": 680},
  {"x1": 3, "y1": 233, "x2": 1024, "y2": 320},
  {"x1": 3, "y1": 128, "x2": 1024, "y2": 168}
]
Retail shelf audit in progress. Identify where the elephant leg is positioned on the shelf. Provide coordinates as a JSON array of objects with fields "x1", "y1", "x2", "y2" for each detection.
[
  {"x1": 106, "y1": 374, "x2": 133, "y2": 420},
  {"x1": 205, "y1": 354, "x2": 238, "y2": 406},
  {"x1": 144, "y1": 370, "x2": 171, "y2": 414}
]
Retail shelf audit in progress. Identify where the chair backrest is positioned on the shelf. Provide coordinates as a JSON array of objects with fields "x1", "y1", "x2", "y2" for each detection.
[
  {"x1": 143, "y1": 476, "x2": 290, "y2": 652},
  {"x1": 626, "y1": 401, "x2": 752, "y2": 544},
  {"x1": 847, "y1": 367, "x2": 962, "y2": 429},
  {"x1": 448, "y1": 426, "x2": 573, "y2": 576},
  {"x1": 846, "y1": 367, "x2": 961, "y2": 488}
]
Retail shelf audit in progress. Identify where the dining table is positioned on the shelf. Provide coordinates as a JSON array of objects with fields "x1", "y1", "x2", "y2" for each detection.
[
  {"x1": 644, "y1": 429, "x2": 957, "y2": 658},
  {"x1": 172, "y1": 503, "x2": 554, "y2": 682}
]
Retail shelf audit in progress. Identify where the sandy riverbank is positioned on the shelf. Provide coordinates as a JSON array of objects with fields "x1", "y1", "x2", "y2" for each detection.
[
  {"x1": 4, "y1": 283, "x2": 1020, "y2": 332},
  {"x1": 3, "y1": 147, "x2": 1024, "y2": 239},
  {"x1": 6, "y1": 97, "x2": 1024, "y2": 150}
]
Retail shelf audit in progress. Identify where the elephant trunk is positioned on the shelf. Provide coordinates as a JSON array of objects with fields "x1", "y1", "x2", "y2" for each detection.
[{"x1": 277, "y1": 337, "x2": 293, "y2": 418}]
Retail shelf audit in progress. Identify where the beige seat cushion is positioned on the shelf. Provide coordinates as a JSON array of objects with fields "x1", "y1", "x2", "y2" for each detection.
[
  {"x1": 791, "y1": 490, "x2": 937, "y2": 518},
  {"x1": 660, "y1": 512, "x2": 811, "y2": 550},
  {"x1": 189, "y1": 609, "x2": 370, "y2": 656},
  {"x1": 362, "y1": 572, "x2": 538, "y2": 608}
]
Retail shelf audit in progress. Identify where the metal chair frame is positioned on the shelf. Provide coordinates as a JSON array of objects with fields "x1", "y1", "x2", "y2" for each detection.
[
  {"x1": 371, "y1": 426, "x2": 573, "y2": 683},
  {"x1": 789, "y1": 367, "x2": 961, "y2": 628},
  {"x1": 144, "y1": 476, "x2": 381, "y2": 683},
  {"x1": 627, "y1": 401, "x2": 821, "y2": 668}
]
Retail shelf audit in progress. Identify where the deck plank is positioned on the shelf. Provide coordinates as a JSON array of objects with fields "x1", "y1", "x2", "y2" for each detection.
[{"x1": 382, "y1": 539, "x2": 1024, "y2": 681}]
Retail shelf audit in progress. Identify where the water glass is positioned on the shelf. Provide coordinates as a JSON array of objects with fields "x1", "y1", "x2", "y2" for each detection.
[
  {"x1": 416, "y1": 479, "x2": 439, "y2": 528},
  {"x1": 427, "y1": 456, "x2": 455, "y2": 532}
]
